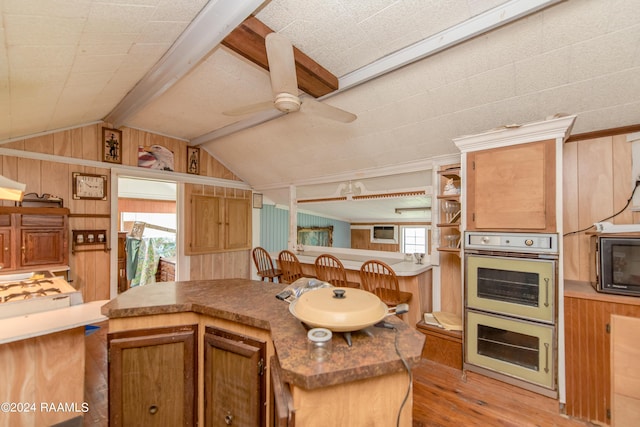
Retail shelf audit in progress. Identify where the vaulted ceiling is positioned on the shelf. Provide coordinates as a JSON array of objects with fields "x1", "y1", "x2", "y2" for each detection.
[{"x1": 2, "y1": 0, "x2": 640, "y2": 219}]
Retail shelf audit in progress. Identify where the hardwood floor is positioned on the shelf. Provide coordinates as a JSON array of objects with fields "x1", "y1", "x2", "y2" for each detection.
[
  {"x1": 82, "y1": 321, "x2": 595, "y2": 427},
  {"x1": 412, "y1": 359, "x2": 596, "y2": 427}
]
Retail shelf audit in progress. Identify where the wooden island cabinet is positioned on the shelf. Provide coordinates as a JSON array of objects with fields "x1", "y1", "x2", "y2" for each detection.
[
  {"x1": 102, "y1": 279, "x2": 425, "y2": 427},
  {"x1": 108, "y1": 321, "x2": 267, "y2": 427},
  {"x1": 204, "y1": 326, "x2": 267, "y2": 426},
  {"x1": 108, "y1": 324, "x2": 199, "y2": 426}
]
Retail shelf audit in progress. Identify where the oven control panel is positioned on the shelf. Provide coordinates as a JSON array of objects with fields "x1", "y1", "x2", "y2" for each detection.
[{"x1": 465, "y1": 232, "x2": 558, "y2": 254}]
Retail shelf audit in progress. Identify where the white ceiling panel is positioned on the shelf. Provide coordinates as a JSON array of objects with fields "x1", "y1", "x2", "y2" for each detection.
[{"x1": 1, "y1": 0, "x2": 640, "y2": 220}]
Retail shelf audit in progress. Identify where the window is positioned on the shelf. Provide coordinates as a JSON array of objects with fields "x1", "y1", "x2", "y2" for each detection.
[{"x1": 401, "y1": 226, "x2": 428, "y2": 254}]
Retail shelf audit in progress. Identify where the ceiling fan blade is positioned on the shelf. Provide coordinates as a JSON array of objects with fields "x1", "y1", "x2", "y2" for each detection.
[
  {"x1": 223, "y1": 100, "x2": 275, "y2": 116},
  {"x1": 302, "y1": 98, "x2": 357, "y2": 123},
  {"x1": 265, "y1": 32, "x2": 299, "y2": 97}
]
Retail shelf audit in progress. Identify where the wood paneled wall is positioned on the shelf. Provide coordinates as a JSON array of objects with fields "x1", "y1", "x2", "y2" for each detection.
[
  {"x1": 350, "y1": 228, "x2": 399, "y2": 252},
  {"x1": 118, "y1": 198, "x2": 176, "y2": 214},
  {"x1": 0, "y1": 123, "x2": 244, "y2": 302},
  {"x1": 563, "y1": 134, "x2": 639, "y2": 281},
  {"x1": 350, "y1": 222, "x2": 431, "y2": 253}
]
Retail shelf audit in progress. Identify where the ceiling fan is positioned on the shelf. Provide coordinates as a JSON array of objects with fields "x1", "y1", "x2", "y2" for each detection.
[{"x1": 223, "y1": 33, "x2": 357, "y2": 123}]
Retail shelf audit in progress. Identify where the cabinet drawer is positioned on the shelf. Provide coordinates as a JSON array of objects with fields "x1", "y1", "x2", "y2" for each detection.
[
  {"x1": 21, "y1": 215, "x2": 66, "y2": 228},
  {"x1": 0, "y1": 214, "x2": 11, "y2": 227}
]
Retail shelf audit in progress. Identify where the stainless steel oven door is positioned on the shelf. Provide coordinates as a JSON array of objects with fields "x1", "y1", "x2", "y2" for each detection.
[
  {"x1": 466, "y1": 310, "x2": 556, "y2": 391},
  {"x1": 466, "y1": 254, "x2": 556, "y2": 323}
]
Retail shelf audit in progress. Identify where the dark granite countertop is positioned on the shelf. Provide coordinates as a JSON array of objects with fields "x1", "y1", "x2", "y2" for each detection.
[{"x1": 101, "y1": 279, "x2": 426, "y2": 390}]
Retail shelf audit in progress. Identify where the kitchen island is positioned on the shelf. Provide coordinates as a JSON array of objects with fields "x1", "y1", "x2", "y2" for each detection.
[{"x1": 101, "y1": 279, "x2": 425, "y2": 426}]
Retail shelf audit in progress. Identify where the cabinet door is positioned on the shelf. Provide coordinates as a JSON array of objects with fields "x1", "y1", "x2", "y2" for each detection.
[
  {"x1": 466, "y1": 140, "x2": 556, "y2": 231},
  {"x1": 20, "y1": 229, "x2": 67, "y2": 267},
  {"x1": 108, "y1": 325, "x2": 198, "y2": 427},
  {"x1": 0, "y1": 229, "x2": 12, "y2": 270},
  {"x1": 270, "y1": 356, "x2": 295, "y2": 427},
  {"x1": 187, "y1": 195, "x2": 223, "y2": 254},
  {"x1": 225, "y1": 198, "x2": 251, "y2": 250},
  {"x1": 611, "y1": 315, "x2": 640, "y2": 426},
  {"x1": 204, "y1": 326, "x2": 266, "y2": 427}
]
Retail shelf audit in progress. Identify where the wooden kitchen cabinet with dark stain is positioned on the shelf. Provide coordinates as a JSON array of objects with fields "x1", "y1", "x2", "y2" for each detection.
[
  {"x1": 107, "y1": 324, "x2": 198, "y2": 427},
  {"x1": 0, "y1": 207, "x2": 69, "y2": 272},
  {"x1": 204, "y1": 325, "x2": 266, "y2": 427}
]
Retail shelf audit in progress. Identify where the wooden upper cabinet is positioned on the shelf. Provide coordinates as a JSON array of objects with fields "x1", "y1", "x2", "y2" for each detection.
[
  {"x1": 466, "y1": 139, "x2": 556, "y2": 232},
  {"x1": 21, "y1": 229, "x2": 67, "y2": 267},
  {"x1": 186, "y1": 194, "x2": 251, "y2": 255},
  {"x1": 188, "y1": 194, "x2": 223, "y2": 254},
  {"x1": 0, "y1": 207, "x2": 69, "y2": 272},
  {"x1": 225, "y1": 197, "x2": 251, "y2": 250}
]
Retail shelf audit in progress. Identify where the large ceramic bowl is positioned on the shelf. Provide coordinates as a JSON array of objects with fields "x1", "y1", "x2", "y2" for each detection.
[{"x1": 289, "y1": 287, "x2": 388, "y2": 332}]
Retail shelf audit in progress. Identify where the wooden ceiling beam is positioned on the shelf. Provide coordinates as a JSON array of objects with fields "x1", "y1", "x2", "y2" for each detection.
[{"x1": 221, "y1": 16, "x2": 338, "y2": 98}]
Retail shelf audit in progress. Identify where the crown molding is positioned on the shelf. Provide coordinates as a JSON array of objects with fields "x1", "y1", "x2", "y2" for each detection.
[{"x1": 453, "y1": 115, "x2": 577, "y2": 153}]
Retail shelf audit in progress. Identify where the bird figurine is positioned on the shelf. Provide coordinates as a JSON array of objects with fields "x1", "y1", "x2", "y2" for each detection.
[{"x1": 138, "y1": 145, "x2": 174, "y2": 171}]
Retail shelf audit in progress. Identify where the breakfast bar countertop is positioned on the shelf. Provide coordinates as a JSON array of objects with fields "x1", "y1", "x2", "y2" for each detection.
[
  {"x1": 101, "y1": 279, "x2": 425, "y2": 390},
  {"x1": 289, "y1": 250, "x2": 432, "y2": 276}
]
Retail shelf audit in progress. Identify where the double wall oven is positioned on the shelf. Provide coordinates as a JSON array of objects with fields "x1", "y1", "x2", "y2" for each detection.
[{"x1": 464, "y1": 231, "x2": 559, "y2": 398}]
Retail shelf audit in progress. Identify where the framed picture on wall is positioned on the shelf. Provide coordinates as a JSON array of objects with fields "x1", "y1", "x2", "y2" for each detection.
[
  {"x1": 138, "y1": 145, "x2": 174, "y2": 171},
  {"x1": 253, "y1": 193, "x2": 263, "y2": 209},
  {"x1": 102, "y1": 128, "x2": 122, "y2": 164},
  {"x1": 187, "y1": 146, "x2": 200, "y2": 175}
]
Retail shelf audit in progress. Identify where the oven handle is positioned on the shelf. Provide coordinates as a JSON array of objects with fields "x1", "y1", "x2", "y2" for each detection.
[
  {"x1": 544, "y1": 342, "x2": 550, "y2": 373},
  {"x1": 544, "y1": 277, "x2": 550, "y2": 308}
]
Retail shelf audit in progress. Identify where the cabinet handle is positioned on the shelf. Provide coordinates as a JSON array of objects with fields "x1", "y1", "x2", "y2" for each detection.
[
  {"x1": 224, "y1": 411, "x2": 234, "y2": 425},
  {"x1": 3, "y1": 247, "x2": 7, "y2": 251},
  {"x1": 149, "y1": 405, "x2": 158, "y2": 415},
  {"x1": 21, "y1": 246, "x2": 25, "y2": 253}
]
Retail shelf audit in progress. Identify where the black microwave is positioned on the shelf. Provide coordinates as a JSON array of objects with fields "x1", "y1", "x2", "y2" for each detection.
[{"x1": 592, "y1": 236, "x2": 640, "y2": 296}]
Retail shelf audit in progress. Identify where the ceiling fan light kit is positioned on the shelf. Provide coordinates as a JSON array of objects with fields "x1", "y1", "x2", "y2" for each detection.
[{"x1": 274, "y1": 93, "x2": 301, "y2": 113}]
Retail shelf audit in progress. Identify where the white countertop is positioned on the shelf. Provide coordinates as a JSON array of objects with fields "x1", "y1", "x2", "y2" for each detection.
[
  {"x1": 0, "y1": 300, "x2": 108, "y2": 344},
  {"x1": 294, "y1": 250, "x2": 431, "y2": 277}
]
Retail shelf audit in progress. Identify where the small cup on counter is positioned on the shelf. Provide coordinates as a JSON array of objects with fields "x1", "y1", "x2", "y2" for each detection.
[{"x1": 307, "y1": 328, "x2": 332, "y2": 361}]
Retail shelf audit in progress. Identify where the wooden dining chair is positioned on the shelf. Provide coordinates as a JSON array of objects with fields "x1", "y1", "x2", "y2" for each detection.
[
  {"x1": 252, "y1": 247, "x2": 282, "y2": 282},
  {"x1": 314, "y1": 254, "x2": 352, "y2": 288},
  {"x1": 278, "y1": 250, "x2": 305, "y2": 284},
  {"x1": 360, "y1": 260, "x2": 412, "y2": 308}
]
